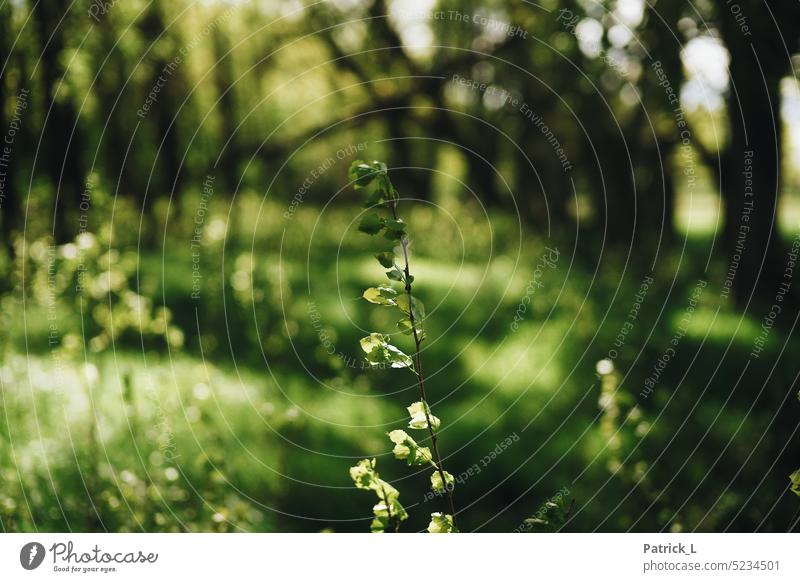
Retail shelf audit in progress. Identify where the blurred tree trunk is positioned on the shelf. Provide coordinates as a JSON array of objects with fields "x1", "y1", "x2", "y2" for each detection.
[
  {"x1": 717, "y1": 2, "x2": 799, "y2": 308},
  {"x1": 6, "y1": 32, "x2": 33, "y2": 261},
  {"x1": 0, "y1": 1, "x2": 14, "y2": 257},
  {"x1": 211, "y1": 26, "x2": 239, "y2": 194},
  {"x1": 138, "y1": 1, "x2": 184, "y2": 245},
  {"x1": 519, "y1": 124, "x2": 569, "y2": 229},
  {"x1": 640, "y1": 0, "x2": 685, "y2": 247},
  {"x1": 33, "y1": 0, "x2": 86, "y2": 244},
  {"x1": 712, "y1": 4, "x2": 800, "y2": 509},
  {"x1": 573, "y1": 86, "x2": 639, "y2": 245},
  {"x1": 385, "y1": 111, "x2": 434, "y2": 202},
  {"x1": 95, "y1": 22, "x2": 138, "y2": 198},
  {"x1": 464, "y1": 126, "x2": 503, "y2": 207}
]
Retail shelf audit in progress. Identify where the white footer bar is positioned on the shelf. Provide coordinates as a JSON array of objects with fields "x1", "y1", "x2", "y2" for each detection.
[{"x1": 1, "y1": 533, "x2": 797, "y2": 580}]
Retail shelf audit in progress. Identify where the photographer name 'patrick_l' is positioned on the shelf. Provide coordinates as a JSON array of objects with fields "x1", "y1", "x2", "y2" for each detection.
[{"x1": 644, "y1": 542, "x2": 698, "y2": 555}]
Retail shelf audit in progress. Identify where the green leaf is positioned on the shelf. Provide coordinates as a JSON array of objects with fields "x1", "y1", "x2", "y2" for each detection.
[
  {"x1": 791, "y1": 470, "x2": 800, "y2": 496},
  {"x1": 362, "y1": 286, "x2": 397, "y2": 306},
  {"x1": 349, "y1": 458, "x2": 377, "y2": 490},
  {"x1": 392, "y1": 443, "x2": 412, "y2": 460},
  {"x1": 431, "y1": 470, "x2": 455, "y2": 493},
  {"x1": 407, "y1": 401, "x2": 440, "y2": 430},
  {"x1": 375, "y1": 174, "x2": 397, "y2": 200},
  {"x1": 396, "y1": 295, "x2": 424, "y2": 320},
  {"x1": 386, "y1": 267, "x2": 404, "y2": 281},
  {"x1": 373, "y1": 487, "x2": 408, "y2": 525},
  {"x1": 392, "y1": 499, "x2": 408, "y2": 521},
  {"x1": 396, "y1": 294, "x2": 410, "y2": 314},
  {"x1": 349, "y1": 160, "x2": 386, "y2": 189},
  {"x1": 358, "y1": 213, "x2": 384, "y2": 235},
  {"x1": 382, "y1": 344, "x2": 413, "y2": 369},
  {"x1": 427, "y1": 513, "x2": 457, "y2": 533},
  {"x1": 388, "y1": 429, "x2": 433, "y2": 466},
  {"x1": 375, "y1": 252, "x2": 395, "y2": 269},
  {"x1": 388, "y1": 429, "x2": 413, "y2": 462},
  {"x1": 415, "y1": 446, "x2": 433, "y2": 465},
  {"x1": 376, "y1": 481, "x2": 399, "y2": 504},
  {"x1": 370, "y1": 515, "x2": 389, "y2": 533},
  {"x1": 363, "y1": 188, "x2": 386, "y2": 208},
  {"x1": 397, "y1": 317, "x2": 413, "y2": 335},
  {"x1": 397, "y1": 316, "x2": 424, "y2": 339},
  {"x1": 359, "y1": 333, "x2": 413, "y2": 369},
  {"x1": 372, "y1": 161, "x2": 388, "y2": 175},
  {"x1": 350, "y1": 456, "x2": 408, "y2": 532},
  {"x1": 384, "y1": 218, "x2": 405, "y2": 232},
  {"x1": 413, "y1": 298, "x2": 425, "y2": 321},
  {"x1": 359, "y1": 333, "x2": 385, "y2": 355},
  {"x1": 388, "y1": 429, "x2": 409, "y2": 444},
  {"x1": 382, "y1": 218, "x2": 406, "y2": 240}
]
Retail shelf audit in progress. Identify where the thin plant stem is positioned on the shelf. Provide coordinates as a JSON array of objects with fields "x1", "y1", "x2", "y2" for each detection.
[
  {"x1": 379, "y1": 483, "x2": 398, "y2": 533},
  {"x1": 390, "y1": 200, "x2": 458, "y2": 526}
]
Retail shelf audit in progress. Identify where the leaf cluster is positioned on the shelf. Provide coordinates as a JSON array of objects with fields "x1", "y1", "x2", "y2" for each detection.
[{"x1": 347, "y1": 160, "x2": 456, "y2": 533}]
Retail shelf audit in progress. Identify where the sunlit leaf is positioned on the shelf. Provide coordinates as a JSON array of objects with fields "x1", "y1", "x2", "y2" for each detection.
[
  {"x1": 388, "y1": 429, "x2": 433, "y2": 466},
  {"x1": 407, "y1": 401, "x2": 440, "y2": 430},
  {"x1": 388, "y1": 429, "x2": 409, "y2": 444},
  {"x1": 359, "y1": 333, "x2": 413, "y2": 369},
  {"x1": 349, "y1": 458, "x2": 377, "y2": 490},
  {"x1": 430, "y1": 470, "x2": 455, "y2": 493},
  {"x1": 362, "y1": 286, "x2": 397, "y2": 306},
  {"x1": 396, "y1": 295, "x2": 424, "y2": 322},
  {"x1": 397, "y1": 316, "x2": 424, "y2": 339},
  {"x1": 370, "y1": 515, "x2": 389, "y2": 533},
  {"x1": 428, "y1": 512, "x2": 457, "y2": 533}
]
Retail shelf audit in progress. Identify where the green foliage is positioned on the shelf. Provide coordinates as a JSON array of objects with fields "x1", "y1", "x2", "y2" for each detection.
[
  {"x1": 388, "y1": 430, "x2": 433, "y2": 467},
  {"x1": 349, "y1": 160, "x2": 387, "y2": 190},
  {"x1": 347, "y1": 160, "x2": 457, "y2": 532},
  {"x1": 790, "y1": 470, "x2": 800, "y2": 497},
  {"x1": 16, "y1": 233, "x2": 183, "y2": 354},
  {"x1": 430, "y1": 471, "x2": 455, "y2": 494},
  {"x1": 356, "y1": 212, "x2": 407, "y2": 240},
  {"x1": 359, "y1": 333, "x2": 413, "y2": 369},
  {"x1": 521, "y1": 494, "x2": 574, "y2": 533},
  {"x1": 362, "y1": 286, "x2": 398, "y2": 306},
  {"x1": 396, "y1": 294, "x2": 424, "y2": 320},
  {"x1": 386, "y1": 267, "x2": 404, "y2": 282},
  {"x1": 428, "y1": 512, "x2": 458, "y2": 534},
  {"x1": 382, "y1": 218, "x2": 406, "y2": 240},
  {"x1": 348, "y1": 459, "x2": 408, "y2": 533},
  {"x1": 375, "y1": 252, "x2": 395, "y2": 269},
  {"x1": 358, "y1": 213, "x2": 385, "y2": 235},
  {"x1": 407, "y1": 401, "x2": 440, "y2": 431},
  {"x1": 397, "y1": 316, "x2": 424, "y2": 340}
]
